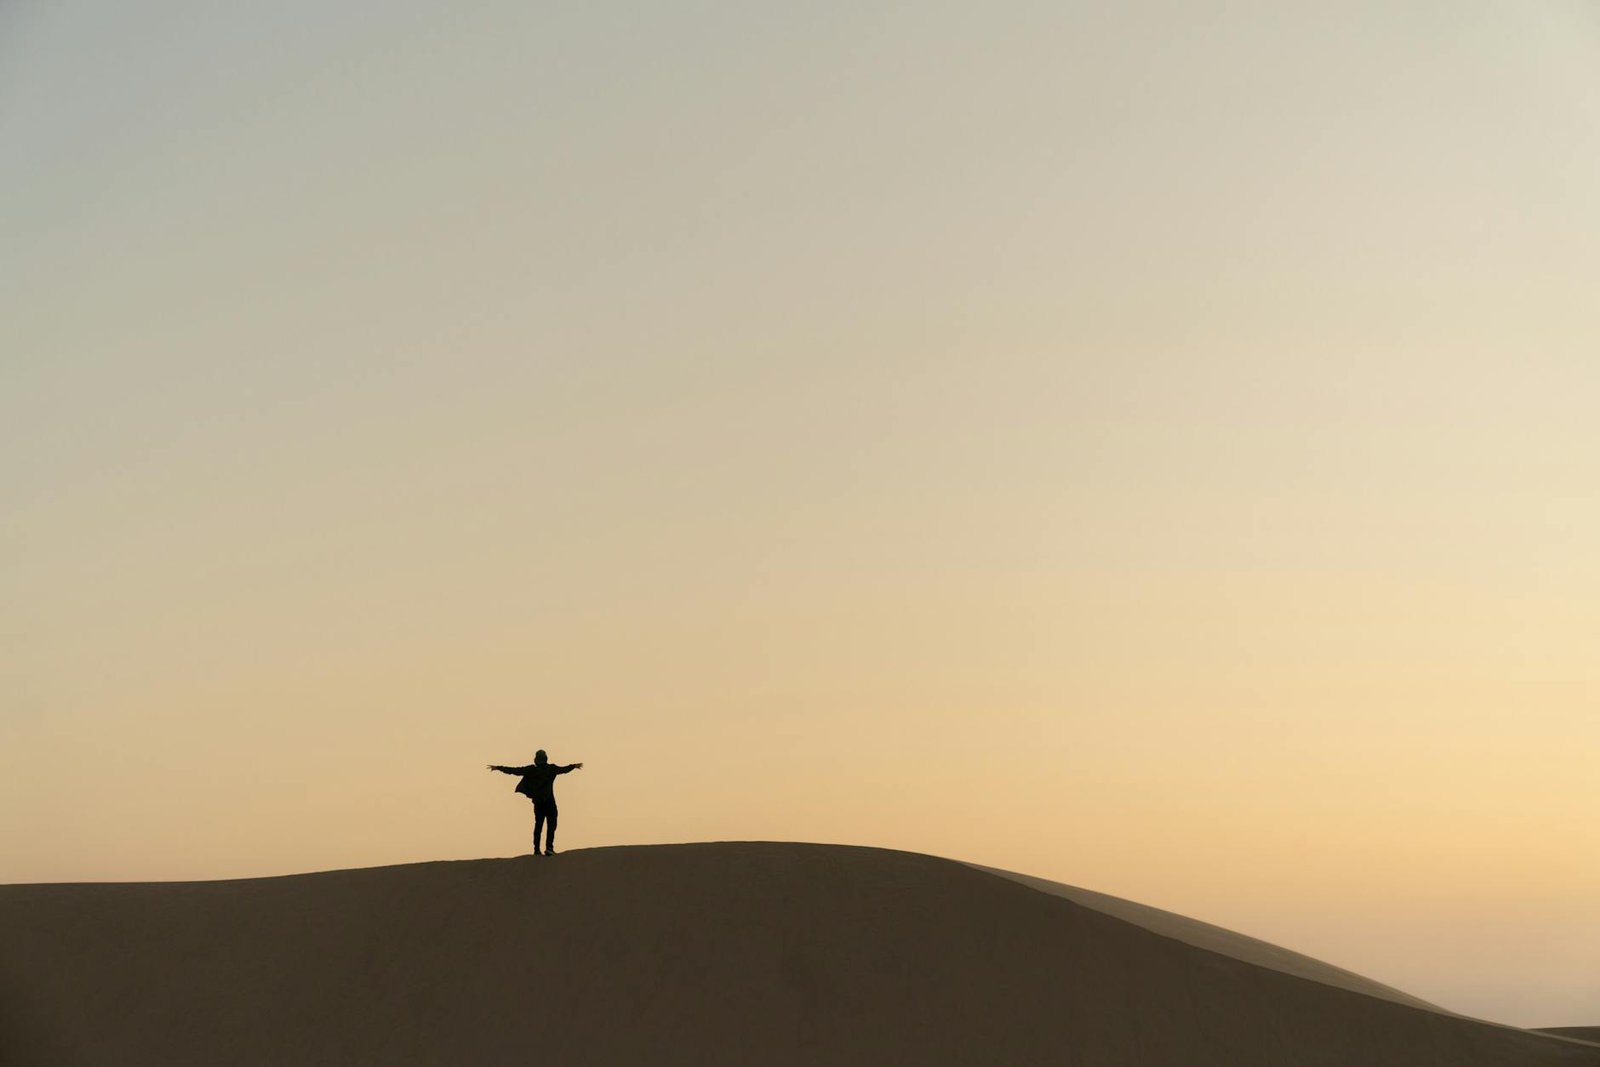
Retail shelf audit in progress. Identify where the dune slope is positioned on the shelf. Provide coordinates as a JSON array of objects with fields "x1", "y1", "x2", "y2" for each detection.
[
  {"x1": 970, "y1": 863, "x2": 1445, "y2": 1011},
  {"x1": 3, "y1": 842, "x2": 1595, "y2": 1067},
  {"x1": 1542, "y1": 1029, "x2": 1600, "y2": 1046}
]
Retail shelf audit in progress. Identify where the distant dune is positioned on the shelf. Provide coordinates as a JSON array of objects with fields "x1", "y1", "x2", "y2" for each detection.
[{"x1": 3, "y1": 842, "x2": 1596, "y2": 1066}]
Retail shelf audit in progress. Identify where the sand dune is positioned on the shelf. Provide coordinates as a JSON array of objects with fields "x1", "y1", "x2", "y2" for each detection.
[
  {"x1": 1543, "y1": 1029, "x2": 1600, "y2": 1046},
  {"x1": 3, "y1": 842, "x2": 1595, "y2": 1066},
  {"x1": 970, "y1": 863, "x2": 1446, "y2": 1012}
]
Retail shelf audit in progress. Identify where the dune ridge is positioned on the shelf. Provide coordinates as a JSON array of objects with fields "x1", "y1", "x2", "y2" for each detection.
[
  {"x1": 3, "y1": 842, "x2": 1595, "y2": 1066},
  {"x1": 1542, "y1": 1029, "x2": 1600, "y2": 1046},
  {"x1": 968, "y1": 863, "x2": 1445, "y2": 1011}
]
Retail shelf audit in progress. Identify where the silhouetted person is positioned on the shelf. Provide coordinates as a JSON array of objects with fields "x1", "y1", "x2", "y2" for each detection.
[{"x1": 487, "y1": 750, "x2": 583, "y2": 855}]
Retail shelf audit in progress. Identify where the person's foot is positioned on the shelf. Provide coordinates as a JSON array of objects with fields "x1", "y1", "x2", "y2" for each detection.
[
  {"x1": 532, "y1": 850, "x2": 543, "y2": 856},
  {"x1": 545, "y1": 848, "x2": 558, "y2": 856}
]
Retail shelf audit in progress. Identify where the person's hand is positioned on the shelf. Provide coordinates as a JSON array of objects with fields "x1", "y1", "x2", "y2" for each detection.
[
  {"x1": 574, "y1": 763, "x2": 584, "y2": 770},
  {"x1": 486, "y1": 765, "x2": 497, "y2": 771}
]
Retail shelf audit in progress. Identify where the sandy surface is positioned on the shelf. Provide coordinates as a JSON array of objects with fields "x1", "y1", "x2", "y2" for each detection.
[
  {"x1": 1542, "y1": 1029, "x2": 1600, "y2": 1045},
  {"x1": 4, "y1": 842, "x2": 1596, "y2": 1066},
  {"x1": 968, "y1": 863, "x2": 1444, "y2": 1011}
]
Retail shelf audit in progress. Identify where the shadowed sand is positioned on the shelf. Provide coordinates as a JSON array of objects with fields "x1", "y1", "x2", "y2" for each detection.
[
  {"x1": 1542, "y1": 1030, "x2": 1600, "y2": 1046},
  {"x1": 970, "y1": 864, "x2": 1445, "y2": 1011},
  {"x1": 3, "y1": 842, "x2": 1596, "y2": 1066}
]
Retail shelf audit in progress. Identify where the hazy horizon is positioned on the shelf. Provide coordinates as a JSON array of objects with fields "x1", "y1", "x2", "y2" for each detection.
[{"x1": 4, "y1": 1, "x2": 1597, "y2": 1028}]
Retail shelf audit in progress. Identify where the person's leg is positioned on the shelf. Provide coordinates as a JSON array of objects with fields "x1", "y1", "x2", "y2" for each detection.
[
  {"x1": 532, "y1": 807, "x2": 546, "y2": 855},
  {"x1": 544, "y1": 803, "x2": 559, "y2": 853}
]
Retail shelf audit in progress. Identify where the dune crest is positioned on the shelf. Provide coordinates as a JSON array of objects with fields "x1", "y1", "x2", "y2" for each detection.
[
  {"x1": 970, "y1": 863, "x2": 1443, "y2": 1011},
  {"x1": 1542, "y1": 1029, "x2": 1600, "y2": 1046},
  {"x1": 3, "y1": 842, "x2": 1595, "y2": 1066}
]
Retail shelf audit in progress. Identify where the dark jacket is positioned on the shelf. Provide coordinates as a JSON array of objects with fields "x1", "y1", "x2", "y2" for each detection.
[{"x1": 503, "y1": 763, "x2": 575, "y2": 804}]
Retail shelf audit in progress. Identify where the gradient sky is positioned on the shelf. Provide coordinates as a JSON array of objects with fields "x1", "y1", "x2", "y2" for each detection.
[{"x1": 3, "y1": 0, "x2": 1597, "y2": 1028}]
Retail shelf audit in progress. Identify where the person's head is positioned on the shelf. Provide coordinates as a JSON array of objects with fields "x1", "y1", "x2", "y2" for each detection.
[{"x1": 534, "y1": 750, "x2": 548, "y2": 765}]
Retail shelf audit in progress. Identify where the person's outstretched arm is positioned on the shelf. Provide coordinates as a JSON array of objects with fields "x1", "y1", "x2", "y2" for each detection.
[
  {"x1": 557, "y1": 762, "x2": 584, "y2": 774},
  {"x1": 487, "y1": 764, "x2": 534, "y2": 774}
]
